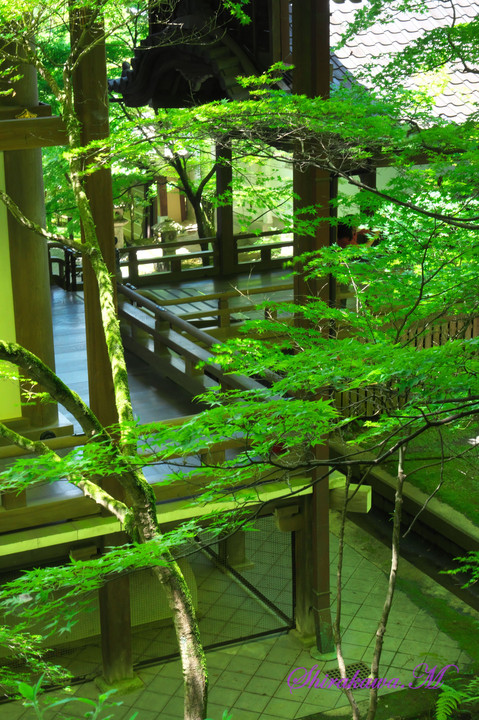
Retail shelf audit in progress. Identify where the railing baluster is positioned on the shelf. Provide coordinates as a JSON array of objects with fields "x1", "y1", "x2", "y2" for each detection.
[
  {"x1": 170, "y1": 255, "x2": 182, "y2": 274},
  {"x1": 218, "y1": 297, "x2": 230, "y2": 328},
  {"x1": 129, "y1": 247, "x2": 139, "y2": 284}
]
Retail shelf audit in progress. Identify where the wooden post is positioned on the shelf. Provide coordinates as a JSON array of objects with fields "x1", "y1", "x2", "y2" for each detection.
[
  {"x1": 157, "y1": 176, "x2": 168, "y2": 216},
  {"x1": 218, "y1": 531, "x2": 252, "y2": 570},
  {"x1": 154, "y1": 319, "x2": 170, "y2": 355},
  {"x1": 290, "y1": 0, "x2": 334, "y2": 656},
  {"x1": 98, "y1": 575, "x2": 134, "y2": 685},
  {"x1": 216, "y1": 141, "x2": 235, "y2": 275},
  {"x1": 70, "y1": 8, "x2": 118, "y2": 429},
  {"x1": 70, "y1": 6, "x2": 134, "y2": 687},
  {"x1": 2, "y1": 492, "x2": 27, "y2": 510},
  {"x1": 218, "y1": 296, "x2": 230, "y2": 328},
  {"x1": 292, "y1": 496, "x2": 315, "y2": 639},
  {"x1": 128, "y1": 247, "x2": 139, "y2": 285},
  {"x1": 2, "y1": 52, "x2": 58, "y2": 430}
]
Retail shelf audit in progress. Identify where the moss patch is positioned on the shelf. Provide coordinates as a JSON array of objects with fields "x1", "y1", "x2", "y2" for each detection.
[
  {"x1": 396, "y1": 576, "x2": 479, "y2": 670},
  {"x1": 379, "y1": 424, "x2": 479, "y2": 526}
]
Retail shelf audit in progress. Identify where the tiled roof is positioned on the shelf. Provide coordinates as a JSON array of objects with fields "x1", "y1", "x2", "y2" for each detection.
[{"x1": 330, "y1": 0, "x2": 479, "y2": 122}]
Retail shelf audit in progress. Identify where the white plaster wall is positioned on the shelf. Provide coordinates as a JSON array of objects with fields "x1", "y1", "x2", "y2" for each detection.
[{"x1": 338, "y1": 175, "x2": 361, "y2": 217}]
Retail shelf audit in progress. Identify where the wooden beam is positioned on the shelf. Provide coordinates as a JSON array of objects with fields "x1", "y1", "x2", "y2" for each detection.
[
  {"x1": 0, "y1": 476, "x2": 314, "y2": 557},
  {"x1": 0, "y1": 104, "x2": 53, "y2": 119},
  {"x1": 291, "y1": 0, "x2": 334, "y2": 657},
  {"x1": 0, "y1": 116, "x2": 67, "y2": 151},
  {"x1": 70, "y1": 6, "x2": 126, "y2": 686},
  {"x1": 329, "y1": 483, "x2": 372, "y2": 514}
]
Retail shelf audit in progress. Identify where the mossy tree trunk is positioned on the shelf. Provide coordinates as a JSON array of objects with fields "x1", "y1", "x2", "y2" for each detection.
[
  {"x1": 63, "y1": 76, "x2": 209, "y2": 720},
  {"x1": 0, "y1": 14, "x2": 209, "y2": 720}
]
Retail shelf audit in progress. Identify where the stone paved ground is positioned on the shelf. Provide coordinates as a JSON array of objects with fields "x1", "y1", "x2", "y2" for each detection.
[{"x1": 2, "y1": 514, "x2": 476, "y2": 720}]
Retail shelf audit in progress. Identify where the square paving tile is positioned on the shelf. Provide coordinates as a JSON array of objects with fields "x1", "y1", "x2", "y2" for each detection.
[
  {"x1": 263, "y1": 696, "x2": 303, "y2": 718},
  {"x1": 245, "y1": 674, "x2": 282, "y2": 696},
  {"x1": 207, "y1": 686, "x2": 241, "y2": 707},
  {"x1": 234, "y1": 690, "x2": 272, "y2": 713},
  {"x1": 217, "y1": 669, "x2": 252, "y2": 691},
  {"x1": 255, "y1": 660, "x2": 295, "y2": 681}
]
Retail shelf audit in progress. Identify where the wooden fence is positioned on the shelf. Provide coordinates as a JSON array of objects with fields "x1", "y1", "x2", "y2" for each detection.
[{"x1": 335, "y1": 310, "x2": 479, "y2": 418}]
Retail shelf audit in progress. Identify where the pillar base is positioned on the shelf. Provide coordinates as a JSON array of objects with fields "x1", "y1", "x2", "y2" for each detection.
[
  {"x1": 94, "y1": 672, "x2": 144, "y2": 695},
  {"x1": 0, "y1": 411, "x2": 74, "y2": 443},
  {"x1": 227, "y1": 560, "x2": 255, "y2": 571},
  {"x1": 310, "y1": 647, "x2": 337, "y2": 661},
  {"x1": 288, "y1": 628, "x2": 316, "y2": 648}
]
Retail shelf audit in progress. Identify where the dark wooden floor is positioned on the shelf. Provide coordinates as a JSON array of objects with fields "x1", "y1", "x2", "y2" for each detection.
[
  {"x1": 52, "y1": 286, "x2": 203, "y2": 430},
  {"x1": 141, "y1": 269, "x2": 292, "y2": 320}
]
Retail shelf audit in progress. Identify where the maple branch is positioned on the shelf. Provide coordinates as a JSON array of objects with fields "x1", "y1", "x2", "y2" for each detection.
[{"x1": 0, "y1": 191, "x2": 87, "y2": 254}]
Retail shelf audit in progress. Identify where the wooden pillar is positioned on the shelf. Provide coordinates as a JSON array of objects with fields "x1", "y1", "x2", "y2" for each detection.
[
  {"x1": 2, "y1": 55, "x2": 57, "y2": 430},
  {"x1": 216, "y1": 141, "x2": 235, "y2": 275},
  {"x1": 70, "y1": 9, "x2": 118, "y2": 429},
  {"x1": 311, "y1": 448, "x2": 334, "y2": 654},
  {"x1": 272, "y1": 0, "x2": 292, "y2": 64},
  {"x1": 292, "y1": 0, "x2": 332, "y2": 304},
  {"x1": 292, "y1": 497, "x2": 315, "y2": 639},
  {"x1": 70, "y1": 7, "x2": 133, "y2": 686},
  {"x1": 98, "y1": 573, "x2": 133, "y2": 685},
  {"x1": 291, "y1": 0, "x2": 334, "y2": 656},
  {"x1": 0, "y1": 153, "x2": 22, "y2": 425},
  {"x1": 218, "y1": 531, "x2": 251, "y2": 570},
  {"x1": 157, "y1": 176, "x2": 168, "y2": 216}
]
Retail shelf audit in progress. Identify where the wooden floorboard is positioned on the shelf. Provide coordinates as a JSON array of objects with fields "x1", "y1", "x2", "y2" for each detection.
[
  {"x1": 139, "y1": 269, "x2": 293, "y2": 325},
  {"x1": 2, "y1": 273, "x2": 286, "y2": 520},
  {"x1": 51, "y1": 286, "x2": 201, "y2": 428}
]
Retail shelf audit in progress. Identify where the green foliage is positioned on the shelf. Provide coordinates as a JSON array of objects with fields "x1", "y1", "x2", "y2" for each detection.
[
  {"x1": 0, "y1": 628, "x2": 69, "y2": 696},
  {"x1": 221, "y1": 0, "x2": 250, "y2": 24},
  {"x1": 436, "y1": 678, "x2": 479, "y2": 720},
  {"x1": 14, "y1": 676, "x2": 138, "y2": 720},
  {"x1": 447, "y1": 552, "x2": 479, "y2": 588},
  {"x1": 2, "y1": 4, "x2": 479, "y2": 719},
  {"x1": 435, "y1": 684, "x2": 468, "y2": 720}
]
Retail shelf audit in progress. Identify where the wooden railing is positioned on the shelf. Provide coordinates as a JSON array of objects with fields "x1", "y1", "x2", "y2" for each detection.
[
  {"x1": 48, "y1": 230, "x2": 294, "y2": 288},
  {"x1": 234, "y1": 229, "x2": 293, "y2": 270},
  {"x1": 118, "y1": 283, "x2": 270, "y2": 396},
  {"x1": 120, "y1": 283, "x2": 479, "y2": 423},
  {"x1": 117, "y1": 236, "x2": 218, "y2": 285},
  {"x1": 0, "y1": 412, "x2": 314, "y2": 550},
  {"x1": 138, "y1": 282, "x2": 293, "y2": 329},
  {"x1": 48, "y1": 242, "x2": 83, "y2": 291},
  {"x1": 334, "y1": 309, "x2": 479, "y2": 418},
  {"x1": 117, "y1": 230, "x2": 293, "y2": 285}
]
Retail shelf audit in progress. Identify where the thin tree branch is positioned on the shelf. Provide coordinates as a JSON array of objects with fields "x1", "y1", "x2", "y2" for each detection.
[
  {"x1": 0, "y1": 191, "x2": 86, "y2": 253},
  {"x1": 72, "y1": 475, "x2": 130, "y2": 523},
  {"x1": 0, "y1": 417, "x2": 130, "y2": 522},
  {"x1": 0, "y1": 341, "x2": 104, "y2": 438},
  {"x1": 367, "y1": 443, "x2": 406, "y2": 720}
]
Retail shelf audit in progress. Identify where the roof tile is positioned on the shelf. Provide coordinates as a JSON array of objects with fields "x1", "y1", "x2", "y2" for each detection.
[{"x1": 331, "y1": 0, "x2": 479, "y2": 121}]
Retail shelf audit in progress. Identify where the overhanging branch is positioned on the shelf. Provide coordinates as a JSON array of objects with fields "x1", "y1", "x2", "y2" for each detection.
[
  {"x1": 0, "y1": 341, "x2": 105, "y2": 438},
  {"x1": 0, "y1": 191, "x2": 87, "y2": 253}
]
